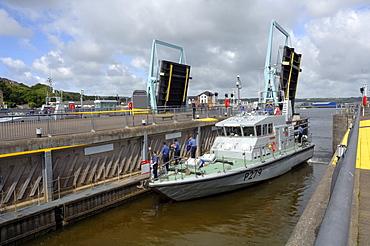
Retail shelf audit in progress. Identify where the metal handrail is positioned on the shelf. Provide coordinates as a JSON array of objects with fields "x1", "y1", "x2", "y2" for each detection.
[
  {"x1": 0, "y1": 106, "x2": 233, "y2": 141},
  {"x1": 315, "y1": 106, "x2": 359, "y2": 246}
]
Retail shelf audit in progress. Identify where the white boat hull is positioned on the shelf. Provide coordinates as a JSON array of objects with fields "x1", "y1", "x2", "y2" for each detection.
[{"x1": 149, "y1": 145, "x2": 314, "y2": 201}]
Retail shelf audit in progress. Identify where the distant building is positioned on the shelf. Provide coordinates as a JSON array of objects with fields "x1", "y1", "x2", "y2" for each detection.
[
  {"x1": 188, "y1": 91, "x2": 218, "y2": 108},
  {"x1": 198, "y1": 91, "x2": 219, "y2": 106},
  {"x1": 94, "y1": 100, "x2": 118, "y2": 109},
  {"x1": 0, "y1": 77, "x2": 19, "y2": 86}
]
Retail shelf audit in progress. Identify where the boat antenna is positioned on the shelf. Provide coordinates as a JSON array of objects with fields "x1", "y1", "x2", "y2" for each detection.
[{"x1": 236, "y1": 75, "x2": 242, "y2": 105}]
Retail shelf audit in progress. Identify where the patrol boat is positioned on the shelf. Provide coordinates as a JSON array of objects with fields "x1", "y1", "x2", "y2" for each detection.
[
  {"x1": 147, "y1": 104, "x2": 314, "y2": 201},
  {"x1": 147, "y1": 20, "x2": 314, "y2": 201}
]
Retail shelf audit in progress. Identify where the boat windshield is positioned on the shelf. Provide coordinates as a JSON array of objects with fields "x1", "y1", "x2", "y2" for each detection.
[
  {"x1": 217, "y1": 126, "x2": 255, "y2": 137},
  {"x1": 242, "y1": 126, "x2": 255, "y2": 137},
  {"x1": 225, "y1": 126, "x2": 242, "y2": 137},
  {"x1": 216, "y1": 126, "x2": 226, "y2": 136}
]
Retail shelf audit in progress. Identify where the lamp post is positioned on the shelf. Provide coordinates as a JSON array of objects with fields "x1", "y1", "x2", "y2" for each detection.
[
  {"x1": 80, "y1": 89, "x2": 84, "y2": 110},
  {"x1": 236, "y1": 75, "x2": 242, "y2": 105}
]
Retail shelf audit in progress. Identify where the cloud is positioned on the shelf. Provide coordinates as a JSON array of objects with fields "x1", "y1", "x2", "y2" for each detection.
[
  {"x1": 0, "y1": 0, "x2": 370, "y2": 99},
  {"x1": 296, "y1": 7, "x2": 370, "y2": 97},
  {"x1": 304, "y1": 0, "x2": 369, "y2": 17},
  {"x1": 0, "y1": 57, "x2": 29, "y2": 73},
  {"x1": 18, "y1": 38, "x2": 36, "y2": 50},
  {"x1": 0, "y1": 9, "x2": 33, "y2": 37}
]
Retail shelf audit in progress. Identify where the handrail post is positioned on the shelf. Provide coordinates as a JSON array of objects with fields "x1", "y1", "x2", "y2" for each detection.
[
  {"x1": 259, "y1": 146, "x2": 263, "y2": 163},
  {"x1": 13, "y1": 189, "x2": 17, "y2": 213},
  {"x1": 152, "y1": 109, "x2": 156, "y2": 125},
  {"x1": 47, "y1": 119, "x2": 52, "y2": 137},
  {"x1": 73, "y1": 174, "x2": 77, "y2": 194},
  {"x1": 104, "y1": 168, "x2": 106, "y2": 186},
  {"x1": 37, "y1": 183, "x2": 41, "y2": 205},
  {"x1": 1, "y1": 190, "x2": 4, "y2": 208},
  {"x1": 173, "y1": 108, "x2": 177, "y2": 122},
  {"x1": 194, "y1": 161, "x2": 197, "y2": 178},
  {"x1": 91, "y1": 113, "x2": 95, "y2": 132},
  {"x1": 58, "y1": 177, "x2": 61, "y2": 199},
  {"x1": 181, "y1": 162, "x2": 184, "y2": 179},
  {"x1": 125, "y1": 114, "x2": 129, "y2": 128}
]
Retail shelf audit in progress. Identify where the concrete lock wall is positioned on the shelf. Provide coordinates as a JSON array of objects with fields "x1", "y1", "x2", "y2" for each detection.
[
  {"x1": 0, "y1": 120, "x2": 217, "y2": 208},
  {"x1": 0, "y1": 120, "x2": 218, "y2": 245}
]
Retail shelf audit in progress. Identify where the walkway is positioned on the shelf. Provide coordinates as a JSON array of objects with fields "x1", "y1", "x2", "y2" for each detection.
[
  {"x1": 353, "y1": 116, "x2": 370, "y2": 245},
  {"x1": 287, "y1": 113, "x2": 370, "y2": 245}
]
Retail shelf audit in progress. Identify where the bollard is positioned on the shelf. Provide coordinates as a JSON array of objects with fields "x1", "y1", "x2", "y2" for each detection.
[
  {"x1": 36, "y1": 128, "x2": 42, "y2": 138},
  {"x1": 337, "y1": 144, "x2": 347, "y2": 158}
]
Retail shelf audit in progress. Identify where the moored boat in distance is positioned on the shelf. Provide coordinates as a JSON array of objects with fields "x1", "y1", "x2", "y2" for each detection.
[{"x1": 145, "y1": 20, "x2": 315, "y2": 201}]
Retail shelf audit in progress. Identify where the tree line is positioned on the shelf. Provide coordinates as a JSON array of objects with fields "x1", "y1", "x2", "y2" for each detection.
[
  {"x1": 0, "y1": 77, "x2": 361, "y2": 109},
  {"x1": 0, "y1": 78, "x2": 120, "y2": 108}
]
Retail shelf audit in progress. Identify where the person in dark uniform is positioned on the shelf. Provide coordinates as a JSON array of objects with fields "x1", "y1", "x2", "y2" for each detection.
[
  {"x1": 151, "y1": 151, "x2": 159, "y2": 179},
  {"x1": 171, "y1": 139, "x2": 181, "y2": 165},
  {"x1": 159, "y1": 142, "x2": 170, "y2": 171},
  {"x1": 188, "y1": 136, "x2": 197, "y2": 158},
  {"x1": 298, "y1": 126, "x2": 304, "y2": 143}
]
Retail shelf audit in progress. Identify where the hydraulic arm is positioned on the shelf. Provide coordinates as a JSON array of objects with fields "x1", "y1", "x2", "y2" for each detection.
[{"x1": 263, "y1": 20, "x2": 290, "y2": 104}]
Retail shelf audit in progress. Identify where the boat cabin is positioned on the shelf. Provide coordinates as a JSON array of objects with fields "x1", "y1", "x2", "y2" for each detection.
[{"x1": 210, "y1": 114, "x2": 295, "y2": 161}]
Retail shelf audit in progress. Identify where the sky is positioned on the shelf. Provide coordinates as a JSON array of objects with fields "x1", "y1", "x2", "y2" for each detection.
[{"x1": 0, "y1": 0, "x2": 370, "y2": 99}]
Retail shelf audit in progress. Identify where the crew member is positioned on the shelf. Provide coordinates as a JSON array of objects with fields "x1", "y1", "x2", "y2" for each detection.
[
  {"x1": 159, "y1": 142, "x2": 170, "y2": 171},
  {"x1": 151, "y1": 151, "x2": 159, "y2": 179},
  {"x1": 274, "y1": 106, "x2": 281, "y2": 115},
  {"x1": 265, "y1": 104, "x2": 273, "y2": 115},
  {"x1": 298, "y1": 126, "x2": 304, "y2": 143},
  {"x1": 171, "y1": 139, "x2": 181, "y2": 165},
  {"x1": 188, "y1": 136, "x2": 197, "y2": 158}
]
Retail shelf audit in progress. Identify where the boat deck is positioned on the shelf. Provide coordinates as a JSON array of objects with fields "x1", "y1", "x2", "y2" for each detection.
[{"x1": 152, "y1": 142, "x2": 309, "y2": 183}]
